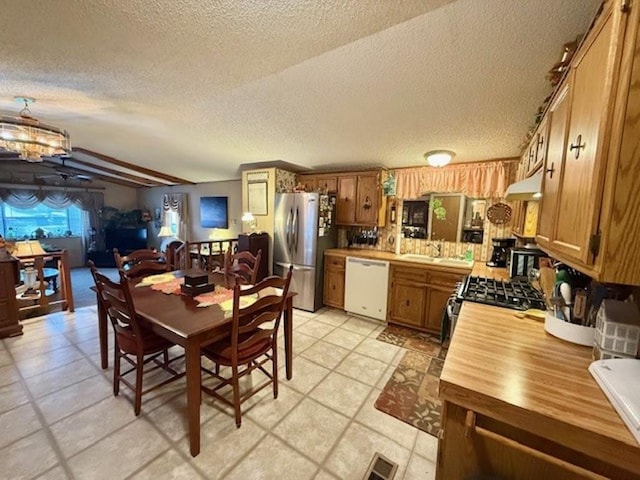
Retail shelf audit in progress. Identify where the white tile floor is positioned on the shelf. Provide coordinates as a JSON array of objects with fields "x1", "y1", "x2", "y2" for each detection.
[{"x1": 0, "y1": 306, "x2": 438, "y2": 480}]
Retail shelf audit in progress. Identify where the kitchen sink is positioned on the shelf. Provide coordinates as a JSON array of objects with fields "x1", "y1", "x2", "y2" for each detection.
[{"x1": 400, "y1": 253, "x2": 473, "y2": 268}]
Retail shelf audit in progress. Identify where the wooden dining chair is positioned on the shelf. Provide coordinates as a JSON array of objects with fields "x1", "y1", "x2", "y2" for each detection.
[
  {"x1": 89, "y1": 261, "x2": 185, "y2": 415},
  {"x1": 225, "y1": 249, "x2": 262, "y2": 285},
  {"x1": 164, "y1": 240, "x2": 186, "y2": 271},
  {"x1": 113, "y1": 248, "x2": 169, "y2": 280},
  {"x1": 200, "y1": 266, "x2": 293, "y2": 427}
]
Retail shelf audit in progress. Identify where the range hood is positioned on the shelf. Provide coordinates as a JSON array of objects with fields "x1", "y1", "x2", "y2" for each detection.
[{"x1": 505, "y1": 171, "x2": 543, "y2": 201}]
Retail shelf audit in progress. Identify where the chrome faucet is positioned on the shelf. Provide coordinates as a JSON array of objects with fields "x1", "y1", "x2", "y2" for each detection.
[{"x1": 428, "y1": 241, "x2": 442, "y2": 258}]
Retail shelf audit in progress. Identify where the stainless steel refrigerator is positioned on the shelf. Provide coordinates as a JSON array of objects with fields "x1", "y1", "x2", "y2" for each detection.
[{"x1": 273, "y1": 192, "x2": 337, "y2": 312}]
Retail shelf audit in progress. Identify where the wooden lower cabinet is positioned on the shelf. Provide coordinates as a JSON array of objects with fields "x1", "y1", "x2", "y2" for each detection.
[
  {"x1": 388, "y1": 279, "x2": 426, "y2": 328},
  {"x1": 388, "y1": 264, "x2": 463, "y2": 334},
  {"x1": 323, "y1": 254, "x2": 345, "y2": 309},
  {"x1": 438, "y1": 402, "x2": 637, "y2": 480},
  {"x1": 424, "y1": 287, "x2": 452, "y2": 332}
]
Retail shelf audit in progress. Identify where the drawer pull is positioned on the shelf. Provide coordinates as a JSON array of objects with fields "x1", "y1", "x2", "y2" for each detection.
[{"x1": 467, "y1": 411, "x2": 607, "y2": 480}]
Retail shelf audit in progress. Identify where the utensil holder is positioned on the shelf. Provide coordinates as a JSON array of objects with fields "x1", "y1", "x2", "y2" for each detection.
[{"x1": 544, "y1": 312, "x2": 594, "y2": 347}]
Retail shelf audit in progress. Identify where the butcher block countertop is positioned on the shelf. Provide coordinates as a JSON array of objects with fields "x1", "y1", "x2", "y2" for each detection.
[{"x1": 440, "y1": 300, "x2": 640, "y2": 473}]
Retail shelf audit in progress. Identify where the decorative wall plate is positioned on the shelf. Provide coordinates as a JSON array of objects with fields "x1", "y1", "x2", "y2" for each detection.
[{"x1": 486, "y1": 202, "x2": 512, "y2": 225}]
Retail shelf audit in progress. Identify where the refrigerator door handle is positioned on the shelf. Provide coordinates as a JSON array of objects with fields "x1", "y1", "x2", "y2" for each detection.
[
  {"x1": 276, "y1": 261, "x2": 312, "y2": 271},
  {"x1": 286, "y1": 208, "x2": 293, "y2": 253},
  {"x1": 293, "y1": 207, "x2": 299, "y2": 253}
]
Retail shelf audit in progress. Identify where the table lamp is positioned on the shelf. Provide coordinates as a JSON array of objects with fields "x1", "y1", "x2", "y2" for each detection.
[
  {"x1": 241, "y1": 212, "x2": 257, "y2": 233},
  {"x1": 157, "y1": 225, "x2": 175, "y2": 252},
  {"x1": 14, "y1": 240, "x2": 47, "y2": 259}
]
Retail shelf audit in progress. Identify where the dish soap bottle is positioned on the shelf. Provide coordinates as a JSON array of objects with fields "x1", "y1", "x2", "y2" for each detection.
[{"x1": 465, "y1": 247, "x2": 473, "y2": 262}]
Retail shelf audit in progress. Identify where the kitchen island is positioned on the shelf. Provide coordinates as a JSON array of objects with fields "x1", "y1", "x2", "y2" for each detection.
[{"x1": 438, "y1": 297, "x2": 640, "y2": 478}]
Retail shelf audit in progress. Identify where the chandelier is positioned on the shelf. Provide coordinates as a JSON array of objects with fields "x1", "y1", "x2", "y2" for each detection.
[{"x1": 0, "y1": 97, "x2": 70, "y2": 163}]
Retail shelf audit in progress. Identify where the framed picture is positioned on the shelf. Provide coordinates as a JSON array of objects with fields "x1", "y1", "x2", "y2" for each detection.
[{"x1": 248, "y1": 181, "x2": 268, "y2": 216}]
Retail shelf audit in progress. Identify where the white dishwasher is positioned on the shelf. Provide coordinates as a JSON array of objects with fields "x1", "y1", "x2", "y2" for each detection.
[{"x1": 344, "y1": 256, "x2": 389, "y2": 322}]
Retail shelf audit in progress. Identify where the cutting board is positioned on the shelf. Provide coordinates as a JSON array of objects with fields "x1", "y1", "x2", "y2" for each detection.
[{"x1": 539, "y1": 267, "x2": 556, "y2": 306}]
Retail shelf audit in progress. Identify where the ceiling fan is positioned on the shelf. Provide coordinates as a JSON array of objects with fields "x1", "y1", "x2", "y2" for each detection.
[
  {"x1": 33, "y1": 158, "x2": 92, "y2": 183},
  {"x1": 35, "y1": 170, "x2": 92, "y2": 182}
]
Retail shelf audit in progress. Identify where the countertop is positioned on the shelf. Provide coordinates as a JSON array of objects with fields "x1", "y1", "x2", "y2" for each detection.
[
  {"x1": 324, "y1": 248, "x2": 473, "y2": 274},
  {"x1": 440, "y1": 300, "x2": 640, "y2": 473}
]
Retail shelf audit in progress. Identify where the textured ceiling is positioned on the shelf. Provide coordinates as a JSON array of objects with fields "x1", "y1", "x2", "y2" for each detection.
[{"x1": 0, "y1": 0, "x2": 601, "y2": 183}]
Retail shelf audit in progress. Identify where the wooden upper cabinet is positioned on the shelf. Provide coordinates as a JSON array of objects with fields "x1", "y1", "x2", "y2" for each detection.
[
  {"x1": 298, "y1": 175, "x2": 317, "y2": 192},
  {"x1": 551, "y1": 12, "x2": 614, "y2": 264},
  {"x1": 534, "y1": 116, "x2": 548, "y2": 172},
  {"x1": 297, "y1": 174, "x2": 337, "y2": 193},
  {"x1": 316, "y1": 175, "x2": 337, "y2": 193},
  {"x1": 336, "y1": 176, "x2": 357, "y2": 225},
  {"x1": 335, "y1": 171, "x2": 384, "y2": 226},
  {"x1": 535, "y1": 2, "x2": 640, "y2": 285},
  {"x1": 537, "y1": 83, "x2": 571, "y2": 248},
  {"x1": 355, "y1": 174, "x2": 379, "y2": 225}
]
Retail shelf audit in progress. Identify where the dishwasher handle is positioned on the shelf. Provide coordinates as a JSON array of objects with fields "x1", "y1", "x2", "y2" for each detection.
[{"x1": 347, "y1": 257, "x2": 389, "y2": 268}]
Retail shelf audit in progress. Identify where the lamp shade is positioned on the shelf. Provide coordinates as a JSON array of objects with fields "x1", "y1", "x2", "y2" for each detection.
[
  {"x1": 157, "y1": 226, "x2": 174, "y2": 238},
  {"x1": 424, "y1": 150, "x2": 455, "y2": 167},
  {"x1": 14, "y1": 240, "x2": 46, "y2": 258}
]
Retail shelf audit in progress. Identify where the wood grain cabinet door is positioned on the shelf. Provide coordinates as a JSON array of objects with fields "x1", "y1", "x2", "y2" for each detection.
[
  {"x1": 316, "y1": 175, "x2": 338, "y2": 193},
  {"x1": 388, "y1": 279, "x2": 427, "y2": 328},
  {"x1": 424, "y1": 286, "x2": 451, "y2": 333},
  {"x1": 298, "y1": 175, "x2": 317, "y2": 192},
  {"x1": 537, "y1": 83, "x2": 571, "y2": 248},
  {"x1": 323, "y1": 267, "x2": 345, "y2": 309},
  {"x1": 551, "y1": 12, "x2": 614, "y2": 264},
  {"x1": 336, "y1": 176, "x2": 356, "y2": 225},
  {"x1": 355, "y1": 174, "x2": 379, "y2": 225}
]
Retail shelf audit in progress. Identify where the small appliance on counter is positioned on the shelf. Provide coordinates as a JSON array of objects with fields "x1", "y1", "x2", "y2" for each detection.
[
  {"x1": 509, "y1": 246, "x2": 548, "y2": 279},
  {"x1": 486, "y1": 237, "x2": 516, "y2": 268}
]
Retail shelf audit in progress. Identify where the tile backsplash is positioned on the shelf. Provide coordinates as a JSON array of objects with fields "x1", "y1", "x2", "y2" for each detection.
[{"x1": 337, "y1": 199, "x2": 512, "y2": 262}]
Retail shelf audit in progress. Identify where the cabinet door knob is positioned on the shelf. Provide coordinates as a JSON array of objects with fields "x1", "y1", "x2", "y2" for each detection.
[
  {"x1": 545, "y1": 162, "x2": 555, "y2": 179},
  {"x1": 406, "y1": 299, "x2": 410, "y2": 307},
  {"x1": 569, "y1": 134, "x2": 586, "y2": 159}
]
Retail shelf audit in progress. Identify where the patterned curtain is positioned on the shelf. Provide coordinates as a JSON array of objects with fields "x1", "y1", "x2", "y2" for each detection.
[
  {"x1": 162, "y1": 193, "x2": 189, "y2": 242},
  {"x1": 0, "y1": 187, "x2": 105, "y2": 247},
  {"x1": 394, "y1": 160, "x2": 518, "y2": 199}
]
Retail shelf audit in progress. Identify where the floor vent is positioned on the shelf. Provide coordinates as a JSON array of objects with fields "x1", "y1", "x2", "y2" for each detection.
[{"x1": 363, "y1": 452, "x2": 398, "y2": 480}]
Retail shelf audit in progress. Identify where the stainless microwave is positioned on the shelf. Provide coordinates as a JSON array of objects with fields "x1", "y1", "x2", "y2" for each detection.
[{"x1": 509, "y1": 247, "x2": 547, "y2": 279}]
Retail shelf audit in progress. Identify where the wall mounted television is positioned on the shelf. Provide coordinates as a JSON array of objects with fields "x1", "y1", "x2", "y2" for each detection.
[
  {"x1": 200, "y1": 196, "x2": 229, "y2": 229},
  {"x1": 105, "y1": 227, "x2": 148, "y2": 253}
]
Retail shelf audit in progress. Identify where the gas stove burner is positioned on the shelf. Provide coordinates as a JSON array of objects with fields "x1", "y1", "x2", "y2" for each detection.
[{"x1": 457, "y1": 275, "x2": 546, "y2": 311}]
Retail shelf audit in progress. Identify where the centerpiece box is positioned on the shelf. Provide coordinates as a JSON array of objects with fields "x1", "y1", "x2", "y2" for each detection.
[{"x1": 180, "y1": 274, "x2": 215, "y2": 296}]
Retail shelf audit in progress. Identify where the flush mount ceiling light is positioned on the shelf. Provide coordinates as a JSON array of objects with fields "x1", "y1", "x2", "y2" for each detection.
[
  {"x1": 0, "y1": 96, "x2": 70, "y2": 163},
  {"x1": 424, "y1": 150, "x2": 455, "y2": 167}
]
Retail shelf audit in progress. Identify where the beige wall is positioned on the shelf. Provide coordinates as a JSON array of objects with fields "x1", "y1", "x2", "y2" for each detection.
[
  {"x1": 137, "y1": 180, "x2": 242, "y2": 250},
  {"x1": 241, "y1": 168, "x2": 276, "y2": 274},
  {"x1": 100, "y1": 182, "x2": 139, "y2": 210}
]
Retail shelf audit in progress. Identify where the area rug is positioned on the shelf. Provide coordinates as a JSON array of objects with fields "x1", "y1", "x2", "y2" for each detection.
[{"x1": 374, "y1": 325, "x2": 447, "y2": 437}]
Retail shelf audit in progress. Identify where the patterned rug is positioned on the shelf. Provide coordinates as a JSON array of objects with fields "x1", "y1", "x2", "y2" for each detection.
[{"x1": 374, "y1": 325, "x2": 447, "y2": 437}]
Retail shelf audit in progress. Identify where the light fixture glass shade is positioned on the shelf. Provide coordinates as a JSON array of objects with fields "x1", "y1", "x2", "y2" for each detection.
[
  {"x1": 424, "y1": 150, "x2": 455, "y2": 167},
  {"x1": 157, "y1": 226, "x2": 174, "y2": 238},
  {"x1": 0, "y1": 98, "x2": 70, "y2": 163},
  {"x1": 241, "y1": 211, "x2": 257, "y2": 232},
  {"x1": 14, "y1": 240, "x2": 47, "y2": 258}
]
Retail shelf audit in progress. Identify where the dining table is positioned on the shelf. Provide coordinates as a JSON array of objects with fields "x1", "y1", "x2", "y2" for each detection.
[{"x1": 93, "y1": 269, "x2": 296, "y2": 457}]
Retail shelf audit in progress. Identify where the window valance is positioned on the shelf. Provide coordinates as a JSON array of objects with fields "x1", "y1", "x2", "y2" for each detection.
[
  {"x1": 394, "y1": 160, "x2": 518, "y2": 199},
  {"x1": 0, "y1": 187, "x2": 105, "y2": 247},
  {"x1": 162, "y1": 193, "x2": 189, "y2": 242}
]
